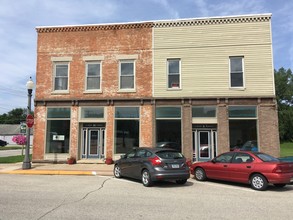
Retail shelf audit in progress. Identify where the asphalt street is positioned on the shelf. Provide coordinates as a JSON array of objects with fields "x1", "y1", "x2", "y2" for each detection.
[{"x1": 0, "y1": 175, "x2": 292, "y2": 220}]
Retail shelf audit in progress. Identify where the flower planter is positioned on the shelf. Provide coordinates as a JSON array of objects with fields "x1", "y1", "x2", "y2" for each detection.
[
  {"x1": 67, "y1": 158, "x2": 76, "y2": 165},
  {"x1": 105, "y1": 158, "x2": 113, "y2": 165}
]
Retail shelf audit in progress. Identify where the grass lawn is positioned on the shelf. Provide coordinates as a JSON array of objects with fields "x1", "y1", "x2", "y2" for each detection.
[
  {"x1": 0, "y1": 155, "x2": 31, "y2": 163},
  {"x1": 280, "y1": 142, "x2": 293, "y2": 157},
  {"x1": 0, "y1": 145, "x2": 23, "y2": 151}
]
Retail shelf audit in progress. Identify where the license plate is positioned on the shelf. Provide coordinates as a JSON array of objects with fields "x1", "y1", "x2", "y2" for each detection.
[{"x1": 171, "y1": 164, "x2": 180, "y2": 168}]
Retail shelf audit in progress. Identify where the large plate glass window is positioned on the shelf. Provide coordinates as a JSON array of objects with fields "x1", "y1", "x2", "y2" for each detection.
[
  {"x1": 229, "y1": 106, "x2": 258, "y2": 151},
  {"x1": 54, "y1": 62, "x2": 69, "y2": 91},
  {"x1": 86, "y1": 62, "x2": 101, "y2": 90},
  {"x1": 156, "y1": 107, "x2": 182, "y2": 152},
  {"x1": 230, "y1": 56, "x2": 244, "y2": 88},
  {"x1": 119, "y1": 60, "x2": 135, "y2": 90},
  {"x1": 115, "y1": 107, "x2": 139, "y2": 154},
  {"x1": 46, "y1": 108, "x2": 71, "y2": 154},
  {"x1": 167, "y1": 59, "x2": 180, "y2": 89}
]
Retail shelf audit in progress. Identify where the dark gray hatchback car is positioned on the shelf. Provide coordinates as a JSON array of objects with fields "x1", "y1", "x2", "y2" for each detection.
[{"x1": 113, "y1": 147, "x2": 190, "y2": 187}]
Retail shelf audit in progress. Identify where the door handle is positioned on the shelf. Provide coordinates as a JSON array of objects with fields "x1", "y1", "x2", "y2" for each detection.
[
  {"x1": 223, "y1": 165, "x2": 228, "y2": 168},
  {"x1": 246, "y1": 166, "x2": 251, "y2": 168}
]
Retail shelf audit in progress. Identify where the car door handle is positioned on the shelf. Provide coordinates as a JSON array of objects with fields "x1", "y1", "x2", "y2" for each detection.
[
  {"x1": 223, "y1": 165, "x2": 228, "y2": 168},
  {"x1": 246, "y1": 166, "x2": 251, "y2": 168}
]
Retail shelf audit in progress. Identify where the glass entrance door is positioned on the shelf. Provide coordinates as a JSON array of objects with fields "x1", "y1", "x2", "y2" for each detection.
[
  {"x1": 82, "y1": 127, "x2": 105, "y2": 159},
  {"x1": 193, "y1": 129, "x2": 217, "y2": 162}
]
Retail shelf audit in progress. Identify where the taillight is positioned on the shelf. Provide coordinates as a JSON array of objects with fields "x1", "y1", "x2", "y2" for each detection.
[
  {"x1": 148, "y1": 156, "x2": 162, "y2": 166},
  {"x1": 273, "y1": 166, "x2": 283, "y2": 173}
]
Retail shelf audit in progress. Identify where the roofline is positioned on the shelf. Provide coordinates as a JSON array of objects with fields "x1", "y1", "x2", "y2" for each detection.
[
  {"x1": 35, "y1": 13, "x2": 272, "y2": 33},
  {"x1": 36, "y1": 13, "x2": 272, "y2": 29}
]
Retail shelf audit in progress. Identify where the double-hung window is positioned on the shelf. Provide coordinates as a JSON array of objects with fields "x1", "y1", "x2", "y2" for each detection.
[
  {"x1": 167, "y1": 59, "x2": 180, "y2": 89},
  {"x1": 119, "y1": 60, "x2": 135, "y2": 90},
  {"x1": 230, "y1": 57, "x2": 244, "y2": 88},
  {"x1": 54, "y1": 62, "x2": 69, "y2": 91},
  {"x1": 86, "y1": 62, "x2": 101, "y2": 91}
]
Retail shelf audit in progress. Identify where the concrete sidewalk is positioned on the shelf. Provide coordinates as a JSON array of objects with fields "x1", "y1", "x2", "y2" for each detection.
[{"x1": 0, "y1": 162, "x2": 114, "y2": 176}]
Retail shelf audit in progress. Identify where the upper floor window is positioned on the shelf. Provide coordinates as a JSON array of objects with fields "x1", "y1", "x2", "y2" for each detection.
[
  {"x1": 119, "y1": 60, "x2": 135, "y2": 90},
  {"x1": 86, "y1": 62, "x2": 101, "y2": 91},
  {"x1": 230, "y1": 57, "x2": 244, "y2": 88},
  {"x1": 54, "y1": 62, "x2": 69, "y2": 91},
  {"x1": 167, "y1": 59, "x2": 180, "y2": 89}
]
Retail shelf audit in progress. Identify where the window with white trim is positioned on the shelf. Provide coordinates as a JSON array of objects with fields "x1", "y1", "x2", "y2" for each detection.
[
  {"x1": 54, "y1": 62, "x2": 69, "y2": 91},
  {"x1": 230, "y1": 57, "x2": 244, "y2": 88},
  {"x1": 86, "y1": 62, "x2": 101, "y2": 90},
  {"x1": 119, "y1": 60, "x2": 135, "y2": 90},
  {"x1": 167, "y1": 59, "x2": 180, "y2": 89}
]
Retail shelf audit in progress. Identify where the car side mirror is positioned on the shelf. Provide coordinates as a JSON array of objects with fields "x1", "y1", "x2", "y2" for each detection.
[{"x1": 211, "y1": 159, "x2": 216, "y2": 163}]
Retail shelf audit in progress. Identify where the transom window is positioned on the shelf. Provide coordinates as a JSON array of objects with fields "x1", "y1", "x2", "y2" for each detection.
[
  {"x1": 54, "y1": 62, "x2": 69, "y2": 91},
  {"x1": 192, "y1": 106, "x2": 216, "y2": 117},
  {"x1": 86, "y1": 62, "x2": 101, "y2": 90},
  {"x1": 167, "y1": 59, "x2": 180, "y2": 89},
  {"x1": 119, "y1": 60, "x2": 135, "y2": 90},
  {"x1": 230, "y1": 57, "x2": 244, "y2": 88}
]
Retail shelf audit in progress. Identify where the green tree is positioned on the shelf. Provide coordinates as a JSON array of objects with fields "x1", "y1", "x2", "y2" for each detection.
[
  {"x1": 0, "y1": 108, "x2": 27, "y2": 124},
  {"x1": 274, "y1": 68, "x2": 293, "y2": 141}
]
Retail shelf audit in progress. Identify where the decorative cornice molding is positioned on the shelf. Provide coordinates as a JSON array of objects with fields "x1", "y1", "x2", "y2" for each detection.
[
  {"x1": 154, "y1": 15, "x2": 271, "y2": 28},
  {"x1": 36, "y1": 22, "x2": 154, "y2": 33},
  {"x1": 36, "y1": 14, "x2": 271, "y2": 33}
]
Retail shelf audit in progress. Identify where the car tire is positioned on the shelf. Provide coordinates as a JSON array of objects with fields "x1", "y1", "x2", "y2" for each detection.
[
  {"x1": 274, "y1": 184, "x2": 286, "y2": 188},
  {"x1": 114, "y1": 165, "x2": 122, "y2": 178},
  {"x1": 194, "y1": 167, "x2": 207, "y2": 181},
  {"x1": 250, "y1": 174, "x2": 268, "y2": 191},
  {"x1": 141, "y1": 169, "x2": 153, "y2": 187},
  {"x1": 176, "y1": 179, "x2": 187, "y2": 184}
]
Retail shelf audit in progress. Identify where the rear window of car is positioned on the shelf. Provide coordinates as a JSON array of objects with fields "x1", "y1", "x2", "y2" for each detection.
[
  {"x1": 255, "y1": 153, "x2": 279, "y2": 162},
  {"x1": 156, "y1": 151, "x2": 184, "y2": 159}
]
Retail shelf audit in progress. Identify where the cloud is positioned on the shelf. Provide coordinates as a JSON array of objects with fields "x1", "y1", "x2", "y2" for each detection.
[{"x1": 192, "y1": 0, "x2": 267, "y2": 17}]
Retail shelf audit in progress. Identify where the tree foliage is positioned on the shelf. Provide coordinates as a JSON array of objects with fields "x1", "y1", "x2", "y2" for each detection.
[
  {"x1": 275, "y1": 68, "x2": 293, "y2": 142},
  {"x1": 0, "y1": 108, "x2": 28, "y2": 124}
]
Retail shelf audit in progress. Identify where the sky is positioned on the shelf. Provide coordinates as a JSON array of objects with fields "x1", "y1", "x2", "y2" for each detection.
[{"x1": 0, "y1": 0, "x2": 292, "y2": 115}]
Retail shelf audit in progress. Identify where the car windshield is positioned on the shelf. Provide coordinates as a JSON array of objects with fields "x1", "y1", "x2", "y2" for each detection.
[
  {"x1": 254, "y1": 152, "x2": 279, "y2": 162},
  {"x1": 156, "y1": 151, "x2": 184, "y2": 159}
]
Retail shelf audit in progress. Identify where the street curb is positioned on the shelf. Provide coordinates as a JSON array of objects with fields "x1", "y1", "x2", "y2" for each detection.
[{"x1": 0, "y1": 170, "x2": 113, "y2": 176}]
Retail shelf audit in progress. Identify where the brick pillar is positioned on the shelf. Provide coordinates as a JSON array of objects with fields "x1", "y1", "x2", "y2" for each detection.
[
  {"x1": 217, "y1": 104, "x2": 229, "y2": 154},
  {"x1": 70, "y1": 106, "x2": 79, "y2": 159},
  {"x1": 32, "y1": 106, "x2": 46, "y2": 161},
  {"x1": 258, "y1": 104, "x2": 280, "y2": 157},
  {"x1": 106, "y1": 106, "x2": 114, "y2": 159},
  {"x1": 140, "y1": 104, "x2": 154, "y2": 147},
  {"x1": 182, "y1": 104, "x2": 193, "y2": 160}
]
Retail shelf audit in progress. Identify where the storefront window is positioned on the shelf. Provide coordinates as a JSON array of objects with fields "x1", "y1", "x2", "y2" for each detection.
[
  {"x1": 115, "y1": 107, "x2": 139, "y2": 154},
  {"x1": 46, "y1": 108, "x2": 70, "y2": 153},
  {"x1": 156, "y1": 107, "x2": 182, "y2": 151},
  {"x1": 192, "y1": 106, "x2": 216, "y2": 117},
  {"x1": 229, "y1": 106, "x2": 258, "y2": 151}
]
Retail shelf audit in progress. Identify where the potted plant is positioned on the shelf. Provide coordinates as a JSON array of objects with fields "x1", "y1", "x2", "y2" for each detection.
[
  {"x1": 67, "y1": 156, "x2": 76, "y2": 165},
  {"x1": 105, "y1": 157, "x2": 113, "y2": 165}
]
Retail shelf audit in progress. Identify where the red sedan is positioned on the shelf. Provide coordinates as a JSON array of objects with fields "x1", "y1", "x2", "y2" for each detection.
[{"x1": 189, "y1": 151, "x2": 293, "y2": 191}]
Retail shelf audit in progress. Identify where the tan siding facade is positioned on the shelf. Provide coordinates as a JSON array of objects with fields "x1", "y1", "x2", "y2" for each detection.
[{"x1": 153, "y1": 16, "x2": 274, "y2": 97}]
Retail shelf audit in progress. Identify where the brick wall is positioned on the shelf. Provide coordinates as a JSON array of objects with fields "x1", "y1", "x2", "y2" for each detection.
[
  {"x1": 36, "y1": 26, "x2": 153, "y2": 101},
  {"x1": 258, "y1": 104, "x2": 280, "y2": 157}
]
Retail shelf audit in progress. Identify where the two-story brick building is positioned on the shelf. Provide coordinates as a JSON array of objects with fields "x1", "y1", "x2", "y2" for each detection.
[{"x1": 33, "y1": 13, "x2": 279, "y2": 163}]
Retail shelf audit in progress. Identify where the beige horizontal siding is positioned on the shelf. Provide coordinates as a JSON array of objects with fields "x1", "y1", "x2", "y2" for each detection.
[{"x1": 153, "y1": 20, "x2": 274, "y2": 98}]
